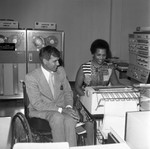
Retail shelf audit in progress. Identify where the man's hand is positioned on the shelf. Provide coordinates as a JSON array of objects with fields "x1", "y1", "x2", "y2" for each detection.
[{"x1": 62, "y1": 107, "x2": 80, "y2": 121}]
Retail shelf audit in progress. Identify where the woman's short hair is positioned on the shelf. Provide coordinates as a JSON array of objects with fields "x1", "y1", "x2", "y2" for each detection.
[{"x1": 90, "y1": 39, "x2": 112, "y2": 59}]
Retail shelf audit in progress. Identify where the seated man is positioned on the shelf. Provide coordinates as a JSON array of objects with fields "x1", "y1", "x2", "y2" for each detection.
[{"x1": 25, "y1": 45, "x2": 79, "y2": 147}]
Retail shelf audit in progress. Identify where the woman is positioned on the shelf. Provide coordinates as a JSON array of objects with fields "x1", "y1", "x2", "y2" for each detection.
[{"x1": 74, "y1": 39, "x2": 121, "y2": 145}]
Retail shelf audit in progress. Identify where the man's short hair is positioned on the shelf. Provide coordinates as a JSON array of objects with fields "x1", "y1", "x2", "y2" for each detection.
[{"x1": 39, "y1": 45, "x2": 60, "y2": 62}]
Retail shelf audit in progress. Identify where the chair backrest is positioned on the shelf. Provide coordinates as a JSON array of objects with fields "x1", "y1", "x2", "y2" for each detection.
[
  {"x1": 22, "y1": 81, "x2": 30, "y2": 118},
  {"x1": 21, "y1": 81, "x2": 52, "y2": 132}
]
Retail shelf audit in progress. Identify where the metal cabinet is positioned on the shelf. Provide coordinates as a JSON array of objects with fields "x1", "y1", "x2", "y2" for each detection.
[{"x1": 0, "y1": 29, "x2": 64, "y2": 99}]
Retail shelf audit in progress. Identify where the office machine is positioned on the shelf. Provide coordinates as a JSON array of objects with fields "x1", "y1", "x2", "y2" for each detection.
[
  {"x1": 127, "y1": 29, "x2": 150, "y2": 83},
  {"x1": 80, "y1": 86, "x2": 140, "y2": 115},
  {"x1": 26, "y1": 29, "x2": 64, "y2": 73},
  {"x1": 125, "y1": 111, "x2": 150, "y2": 149},
  {"x1": 81, "y1": 86, "x2": 140, "y2": 143},
  {"x1": 0, "y1": 29, "x2": 26, "y2": 99},
  {"x1": 0, "y1": 28, "x2": 65, "y2": 99},
  {"x1": 0, "y1": 20, "x2": 19, "y2": 29},
  {"x1": 34, "y1": 22, "x2": 57, "y2": 30}
]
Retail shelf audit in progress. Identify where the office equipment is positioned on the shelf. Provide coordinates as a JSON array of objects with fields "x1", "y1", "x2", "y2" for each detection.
[
  {"x1": 125, "y1": 111, "x2": 150, "y2": 149},
  {"x1": 101, "y1": 99, "x2": 138, "y2": 140},
  {"x1": 0, "y1": 29, "x2": 26, "y2": 99},
  {"x1": 80, "y1": 86, "x2": 140, "y2": 144},
  {"x1": 80, "y1": 86, "x2": 140, "y2": 115},
  {"x1": 35, "y1": 22, "x2": 57, "y2": 30},
  {"x1": 71, "y1": 128, "x2": 131, "y2": 149},
  {"x1": 0, "y1": 20, "x2": 19, "y2": 29},
  {"x1": 26, "y1": 29, "x2": 64, "y2": 73},
  {"x1": 136, "y1": 26, "x2": 150, "y2": 32},
  {"x1": 127, "y1": 28, "x2": 150, "y2": 83},
  {"x1": 0, "y1": 29, "x2": 64, "y2": 99}
]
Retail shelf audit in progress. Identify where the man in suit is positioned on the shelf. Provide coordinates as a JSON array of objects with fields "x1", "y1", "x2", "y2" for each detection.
[{"x1": 25, "y1": 45, "x2": 79, "y2": 146}]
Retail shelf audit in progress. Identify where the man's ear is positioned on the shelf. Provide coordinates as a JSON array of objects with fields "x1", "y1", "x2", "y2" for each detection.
[{"x1": 43, "y1": 58, "x2": 47, "y2": 65}]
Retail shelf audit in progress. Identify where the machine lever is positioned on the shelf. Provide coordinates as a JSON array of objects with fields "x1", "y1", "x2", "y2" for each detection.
[{"x1": 29, "y1": 53, "x2": 33, "y2": 62}]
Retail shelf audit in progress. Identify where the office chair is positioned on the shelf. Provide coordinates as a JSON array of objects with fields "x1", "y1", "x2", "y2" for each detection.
[
  {"x1": 11, "y1": 81, "x2": 86, "y2": 148},
  {"x1": 11, "y1": 112, "x2": 33, "y2": 147},
  {"x1": 11, "y1": 81, "x2": 53, "y2": 148},
  {"x1": 22, "y1": 81, "x2": 53, "y2": 142}
]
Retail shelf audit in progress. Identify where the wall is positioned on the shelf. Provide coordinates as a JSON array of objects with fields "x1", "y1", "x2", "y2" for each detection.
[
  {"x1": 110, "y1": 0, "x2": 150, "y2": 62},
  {"x1": 0, "y1": 0, "x2": 150, "y2": 81},
  {"x1": 0, "y1": 0, "x2": 111, "y2": 81}
]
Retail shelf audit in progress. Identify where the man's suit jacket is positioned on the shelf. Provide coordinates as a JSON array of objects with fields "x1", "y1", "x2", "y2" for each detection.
[{"x1": 25, "y1": 66, "x2": 73, "y2": 119}]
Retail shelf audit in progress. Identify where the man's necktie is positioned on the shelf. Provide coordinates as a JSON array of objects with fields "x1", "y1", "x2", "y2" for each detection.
[{"x1": 48, "y1": 72, "x2": 54, "y2": 97}]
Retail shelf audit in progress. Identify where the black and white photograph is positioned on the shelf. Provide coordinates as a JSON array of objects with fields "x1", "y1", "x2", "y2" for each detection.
[{"x1": 0, "y1": 0, "x2": 150, "y2": 149}]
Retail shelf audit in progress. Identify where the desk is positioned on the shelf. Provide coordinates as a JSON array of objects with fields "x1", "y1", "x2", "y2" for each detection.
[
  {"x1": 71, "y1": 143, "x2": 131, "y2": 149},
  {"x1": 0, "y1": 117, "x2": 11, "y2": 149},
  {"x1": 13, "y1": 142, "x2": 131, "y2": 149}
]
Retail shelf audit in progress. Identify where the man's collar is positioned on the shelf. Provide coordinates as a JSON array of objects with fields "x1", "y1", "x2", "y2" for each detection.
[{"x1": 41, "y1": 65, "x2": 54, "y2": 74}]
